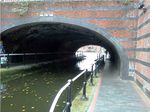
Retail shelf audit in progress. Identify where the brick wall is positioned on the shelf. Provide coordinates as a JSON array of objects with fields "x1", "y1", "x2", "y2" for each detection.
[
  {"x1": 134, "y1": 0, "x2": 150, "y2": 95},
  {"x1": 0, "y1": 0, "x2": 149, "y2": 95},
  {"x1": 0, "y1": 1, "x2": 138, "y2": 70},
  {"x1": 1, "y1": 1, "x2": 138, "y2": 51}
]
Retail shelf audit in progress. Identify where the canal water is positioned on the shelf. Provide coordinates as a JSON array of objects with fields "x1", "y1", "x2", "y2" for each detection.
[{"x1": 1, "y1": 52, "x2": 98, "y2": 112}]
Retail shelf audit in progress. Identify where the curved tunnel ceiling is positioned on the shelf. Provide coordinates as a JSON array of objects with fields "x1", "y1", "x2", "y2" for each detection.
[
  {"x1": 1, "y1": 22, "x2": 130, "y2": 79},
  {"x1": 1, "y1": 21, "x2": 129, "y2": 79},
  {"x1": 1, "y1": 22, "x2": 125, "y2": 77},
  {"x1": 1, "y1": 22, "x2": 116, "y2": 55}
]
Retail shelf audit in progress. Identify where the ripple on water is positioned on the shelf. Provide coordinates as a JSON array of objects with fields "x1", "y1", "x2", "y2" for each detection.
[{"x1": 1, "y1": 63, "x2": 82, "y2": 112}]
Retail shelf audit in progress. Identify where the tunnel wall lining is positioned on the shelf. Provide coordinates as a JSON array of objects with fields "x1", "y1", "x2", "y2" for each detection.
[{"x1": 0, "y1": 17, "x2": 129, "y2": 79}]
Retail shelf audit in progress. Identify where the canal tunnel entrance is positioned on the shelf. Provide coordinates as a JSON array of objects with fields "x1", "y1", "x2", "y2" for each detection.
[{"x1": 1, "y1": 22, "x2": 128, "y2": 79}]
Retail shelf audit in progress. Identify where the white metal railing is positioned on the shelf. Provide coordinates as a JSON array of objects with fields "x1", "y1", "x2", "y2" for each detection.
[
  {"x1": 72, "y1": 70, "x2": 86, "y2": 82},
  {"x1": 49, "y1": 82, "x2": 70, "y2": 112},
  {"x1": 0, "y1": 52, "x2": 79, "y2": 56},
  {"x1": 49, "y1": 69, "x2": 86, "y2": 112},
  {"x1": 49, "y1": 56, "x2": 104, "y2": 112}
]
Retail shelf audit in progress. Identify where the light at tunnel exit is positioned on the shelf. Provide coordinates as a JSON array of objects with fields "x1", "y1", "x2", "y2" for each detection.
[{"x1": 76, "y1": 45, "x2": 108, "y2": 71}]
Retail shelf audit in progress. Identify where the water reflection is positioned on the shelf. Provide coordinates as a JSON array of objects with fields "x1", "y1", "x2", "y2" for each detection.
[
  {"x1": 1, "y1": 62, "x2": 82, "y2": 112},
  {"x1": 1, "y1": 54, "x2": 98, "y2": 112},
  {"x1": 77, "y1": 52, "x2": 98, "y2": 71}
]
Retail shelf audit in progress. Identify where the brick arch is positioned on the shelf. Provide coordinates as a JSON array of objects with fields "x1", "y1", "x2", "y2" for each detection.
[{"x1": 1, "y1": 16, "x2": 129, "y2": 79}]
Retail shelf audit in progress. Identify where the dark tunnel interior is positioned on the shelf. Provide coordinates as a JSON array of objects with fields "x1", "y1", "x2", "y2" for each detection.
[{"x1": 1, "y1": 22, "x2": 120, "y2": 75}]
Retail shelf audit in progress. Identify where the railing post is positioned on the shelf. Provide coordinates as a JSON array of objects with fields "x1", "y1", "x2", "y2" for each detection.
[
  {"x1": 102, "y1": 55, "x2": 105, "y2": 63},
  {"x1": 95, "y1": 63, "x2": 98, "y2": 77},
  {"x1": 90, "y1": 65, "x2": 94, "y2": 86},
  {"x1": 63, "y1": 79, "x2": 72, "y2": 112},
  {"x1": 7, "y1": 54, "x2": 9, "y2": 68},
  {"x1": 35, "y1": 53, "x2": 37, "y2": 63},
  {"x1": 81, "y1": 69, "x2": 88, "y2": 100},
  {"x1": 97, "y1": 61, "x2": 100, "y2": 72},
  {"x1": 23, "y1": 53, "x2": 25, "y2": 65}
]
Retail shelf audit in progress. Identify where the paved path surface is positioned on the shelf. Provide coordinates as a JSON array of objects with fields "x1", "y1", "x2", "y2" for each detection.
[{"x1": 94, "y1": 61, "x2": 150, "y2": 112}]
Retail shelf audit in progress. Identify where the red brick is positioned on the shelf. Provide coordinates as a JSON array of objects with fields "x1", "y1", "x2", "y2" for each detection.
[
  {"x1": 137, "y1": 23, "x2": 150, "y2": 37},
  {"x1": 144, "y1": 0, "x2": 150, "y2": 7},
  {"x1": 120, "y1": 41, "x2": 135, "y2": 49},
  {"x1": 126, "y1": 51, "x2": 135, "y2": 58},
  {"x1": 136, "y1": 52, "x2": 150, "y2": 63},
  {"x1": 136, "y1": 38, "x2": 150, "y2": 48},
  {"x1": 110, "y1": 30, "x2": 136, "y2": 38},
  {"x1": 54, "y1": 10, "x2": 128, "y2": 18},
  {"x1": 135, "y1": 63, "x2": 150, "y2": 79},
  {"x1": 138, "y1": 9, "x2": 150, "y2": 27},
  {"x1": 89, "y1": 20, "x2": 136, "y2": 29},
  {"x1": 1, "y1": 1, "x2": 138, "y2": 11}
]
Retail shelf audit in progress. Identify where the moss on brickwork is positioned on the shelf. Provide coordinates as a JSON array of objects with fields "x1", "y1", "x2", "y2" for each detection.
[
  {"x1": 118, "y1": 0, "x2": 134, "y2": 5},
  {"x1": 11, "y1": 2, "x2": 29, "y2": 16}
]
